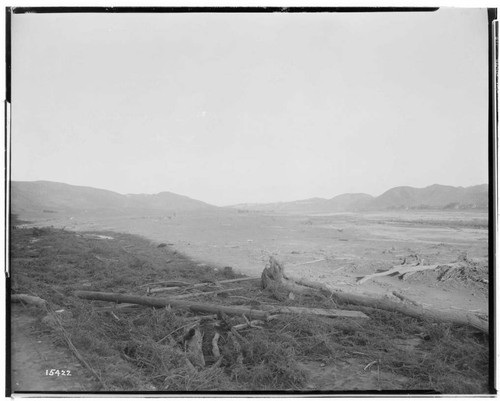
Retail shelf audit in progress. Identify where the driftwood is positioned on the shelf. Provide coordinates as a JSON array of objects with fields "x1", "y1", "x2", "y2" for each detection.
[
  {"x1": 392, "y1": 291, "x2": 422, "y2": 307},
  {"x1": 211, "y1": 332, "x2": 221, "y2": 358},
  {"x1": 184, "y1": 326, "x2": 205, "y2": 368},
  {"x1": 139, "y1": 280, "x2": 191, "y2": 288},
  {"x1": 262, "y1": 258, "x2": 488, "y2": 334},
  {"x1": 357, "y1": 262, "x2": 462, "y2": 285},
  {"x1": 75, "y1": 290, "x2": 366, "y2": 321},
  {"x1": 261, "y1": 258, "x2": 317, "y2": 296},
  {"x1": 261, "y1": 304, "x2": 368, "y2": 319},
  {"x1": 288, "y1": 258, "x2": 326, "y2": 266},
  {"x1": 149, "y1": 276, "x2": 260, "y2": 294},
  {"x1": 169, "y1": 287, "x2": 243, "y2": 300},
  {"x1": 94, "y1": 303, "x2": 145, "y2": 313},
  {"x1": 11, "y1": 294, "x2": 47, "y2": 308},
  {"x1": 438, "y1": 264, "x2": 463, "y2": 281},
  {"x1": 261, "y1": 258, "x2": 368, "y2": 319},
  {"x1": 75, "y1": 291, "x2": 269, "y2": 320},
  {"x1": 310, "y1": 282, "x2": 487, "y2": 334},
  {"x1": 233, "y1": 319, "x2": 265, "y2": 331}
]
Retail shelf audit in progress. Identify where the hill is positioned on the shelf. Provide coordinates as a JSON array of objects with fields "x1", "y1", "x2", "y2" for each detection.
[
  {"x1": 373, "y1": 184, "x2": 488, "y2": 210},
  {"x1": 11, "y1": 181, "x2": 488, "y2": 218},
  {"x1": 11, "y1": 181, "x2": 217, "y2": 217},
  {"x1": 231, "y1": 184, "x2": 488, "y2": 213}
]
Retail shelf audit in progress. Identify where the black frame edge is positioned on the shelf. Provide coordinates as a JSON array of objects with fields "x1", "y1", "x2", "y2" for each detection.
[
  {"x1": 4, "y1": 6, "x2": 12, "y2": 398},
  {"x1": 487, "y1": 7, "x2": 498, "y2": 395}
]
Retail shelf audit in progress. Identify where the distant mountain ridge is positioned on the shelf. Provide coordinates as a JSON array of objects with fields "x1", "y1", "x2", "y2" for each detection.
[
  {"x1": 232, "y1": 184, "x2": 488, "y2": 213},
  {"x1": 11, "y1": 181, "x2": 488, "y2": 218},
  {"x1": 11, "y1": 181, "x2": 216, "y2": 216}
]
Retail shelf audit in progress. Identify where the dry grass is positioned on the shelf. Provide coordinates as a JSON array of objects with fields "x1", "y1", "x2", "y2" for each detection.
[{"x1": 9, "y1": 219, "x2": 491, "y2": 394}]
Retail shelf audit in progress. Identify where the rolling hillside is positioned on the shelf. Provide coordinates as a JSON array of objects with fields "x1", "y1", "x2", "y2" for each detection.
[
  {"x1": 232, "y1": 184, "x2": 488, "y2": 213},
  {"x1": 11, "y1": 181, "x2": 488, "y2": 218},
  {"x1": 11, "y1": 181, "x2": 217, "y2": 217},
  {"x1": 372, "y1": 184, "x2": 488, "y2": 210}
]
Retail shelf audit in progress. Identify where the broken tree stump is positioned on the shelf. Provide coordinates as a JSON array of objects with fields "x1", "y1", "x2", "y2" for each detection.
[
  {"x1": 183, "y1": 325, "x2": 205, "y2": 368},
  {"x1": 261, "y1": 257, "x2": 318, "y2": 296}
]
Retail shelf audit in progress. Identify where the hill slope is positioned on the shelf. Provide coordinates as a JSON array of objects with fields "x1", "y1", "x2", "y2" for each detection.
[
  {"x1": 11, "y1": 181, "x2": 217, "y2": 216},
  {"x1": 231, "y1": 184, "x2": 488, "y2": 213},
  {"x1": 373, "y1": 184, "x2": 488, "y2": 210},
  {"x1": 11, "y1": 181, "x2": 488, "y2": 217}
]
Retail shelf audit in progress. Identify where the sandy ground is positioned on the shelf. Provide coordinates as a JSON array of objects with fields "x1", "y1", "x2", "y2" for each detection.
[{"x1": 17, "y1": 209, "x2": 489, "y2": 316}]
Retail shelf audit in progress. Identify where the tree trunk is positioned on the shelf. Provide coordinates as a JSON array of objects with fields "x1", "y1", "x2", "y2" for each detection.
[
  {"x1": 149, "y1": 276, "x2": 260, "y2": 294},
  {"x1": 75, "y1": 291, "x2": 269, "y2": 320},
  {"x1": 11, "y1": 294, "x2": 47, "y2": 308},
  {"x1": 357, "y1": 262, "x2": 462, "y2": 285},
  {"x1": 261, "y1": 305, "x2": 368, "y2": 319},
  {"x1": 295, "y1": 278, "x2": 488, "y2": 334},
  {"x1": 263, "y1": 260, "x2": 488, "y2": 334},
  {"x1": 169, "y1": 287, "x2": 243, "y2": 300},
  {"x1": 75, "y1": 290, "x2": 368, "y2": 321}
]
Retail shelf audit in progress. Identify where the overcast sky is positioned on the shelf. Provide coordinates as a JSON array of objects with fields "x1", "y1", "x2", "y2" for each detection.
[{"x1": 11, "y1": 8, "x2": 488, "y2": 206}]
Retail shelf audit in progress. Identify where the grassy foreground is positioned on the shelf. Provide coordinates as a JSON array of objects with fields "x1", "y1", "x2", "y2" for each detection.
[{"x1": 9, "y1": 223, "x2": 491, "y2": 393}]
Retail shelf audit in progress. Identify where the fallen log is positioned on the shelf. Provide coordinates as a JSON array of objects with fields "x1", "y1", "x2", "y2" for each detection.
[
  {"x1": 75, "y1": 291, "x2": 269, "y2": 320},
  {"x1": 94, "y1": 303, "x2": 145, "y2": 313},
  {"x1": 139, "y1": 280, "x2": 191, "y2": 288},
  {"x1": 149, "y1": 276, "x2": 260, "y2": 294},
  {"x1": 11, "y1": 294, "x2": 47, "y2": 308},
  {"x1": 335, "y1": 290, "x2": 487, "y2": 333},
  {"x1": 306, "y1": 281, "x2": 487, "y2": 333},
  {"x1": 357, "y1": 262, "x2": 462, "y2": 285},
  {"x1": 261, "y1": 304, "x2": 368, "y2": 319},
  {"x1": 75, "y1": 290, "x2": 367, "y2": 321},
  {"x1": 169, "y1": 287, "x2": 243, "y2": 300},
  {"x1": 262, "y1": 258, "x2": 488, "y2": 334},
  {"x1": 392, "y1": 291, "x2": 422, "y2": 307}
]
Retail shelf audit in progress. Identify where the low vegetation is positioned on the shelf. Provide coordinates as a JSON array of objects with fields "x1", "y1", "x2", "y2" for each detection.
[{"x1": 10, "y1": 220, "x2": 491, "y2": 393}]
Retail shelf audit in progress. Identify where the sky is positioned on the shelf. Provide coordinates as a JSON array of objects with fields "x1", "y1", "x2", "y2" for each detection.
[{"x1": 11, "y1": 8, "x2": 489, "y2": 206}]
